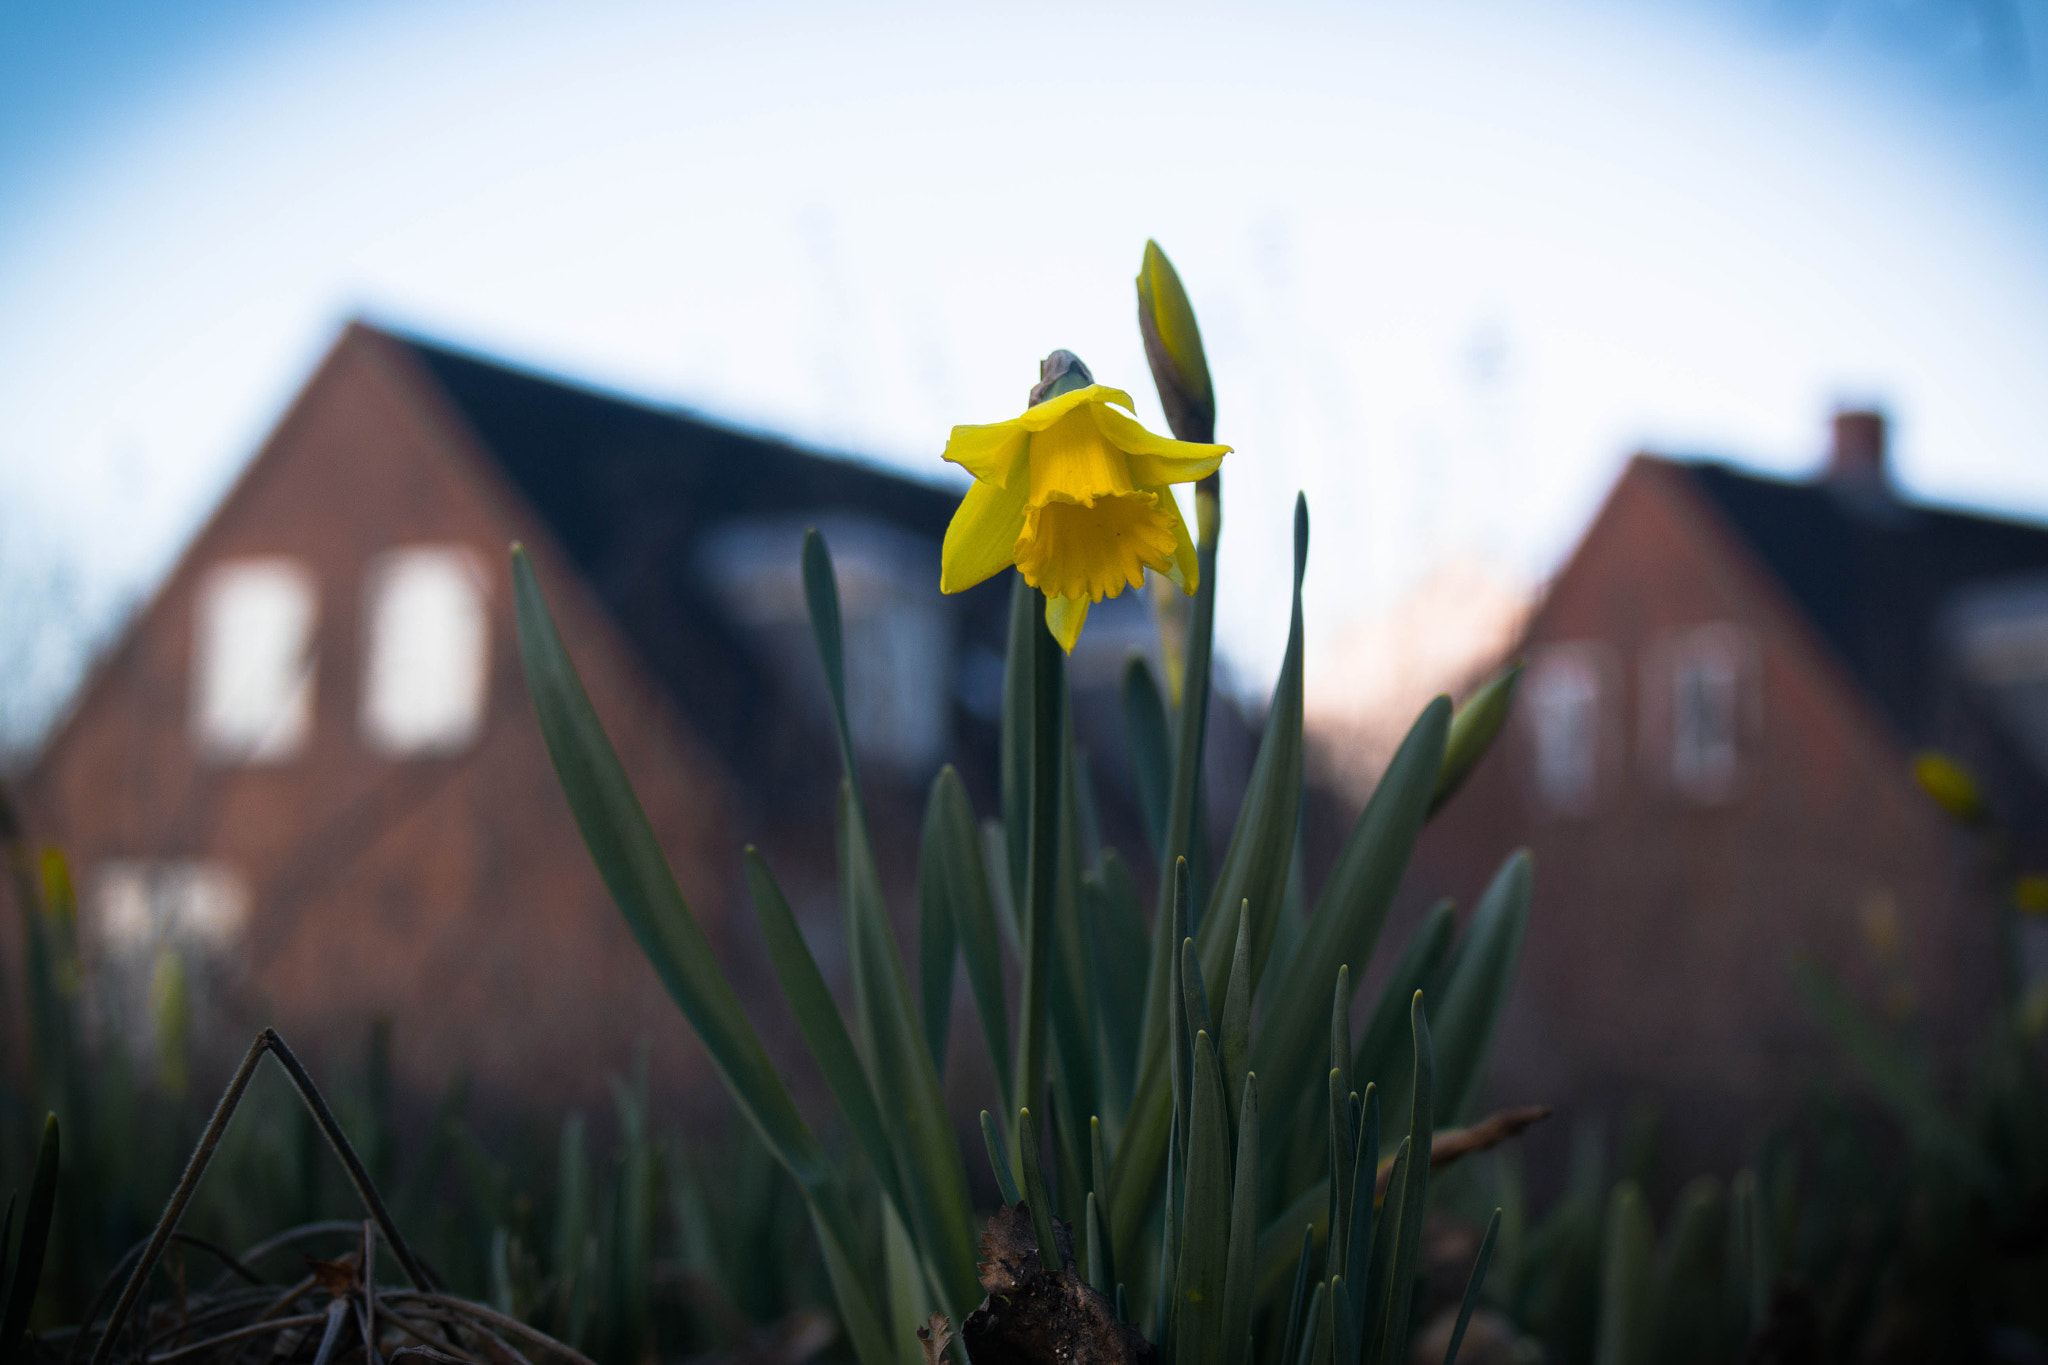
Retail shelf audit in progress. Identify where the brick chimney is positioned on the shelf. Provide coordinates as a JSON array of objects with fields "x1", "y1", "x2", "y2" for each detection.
[{"x1": 1827, "y1": 409, "x2": 1887, "y2": 489}]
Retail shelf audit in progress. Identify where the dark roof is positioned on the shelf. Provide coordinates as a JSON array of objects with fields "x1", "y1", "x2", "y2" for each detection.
[
  {"x1": 387, "y1": 329, "x2": 1008, "y2": 808},
  {"x1": 1680, "y1": 460, "x2": 2048, "y2": 750}
]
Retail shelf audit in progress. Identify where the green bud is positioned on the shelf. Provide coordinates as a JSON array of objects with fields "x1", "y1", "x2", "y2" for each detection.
[
  {"x1": 1430, "y1": 662, "x2": 1523, "y2": 816},
  {"x1": 1136, "y1": 240, "x2": 1215, "y2": 444},
  {"x1": 1029, "y1": 349, "x2": 1095, "y2": 406}
]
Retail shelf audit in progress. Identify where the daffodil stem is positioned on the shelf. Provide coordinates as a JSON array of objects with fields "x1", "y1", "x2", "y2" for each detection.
[{"x1": 1013, "y1": 589, "x2": 1064, "y2": 1150}]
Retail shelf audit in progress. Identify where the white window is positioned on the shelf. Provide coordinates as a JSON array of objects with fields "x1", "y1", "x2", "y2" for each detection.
[
  {"x1": 361, "y1": 546, "x2": 490, "y2": 756},
  {"x1": 193, "y1": 558, "x2": 317, "y2": 762},
  {"x1": 1644, "y1": 623, "x2": 1755, "y2": 804},
  {"x1": 95, "y1": 859, "x2": 250, "y2": 953},
  {"x1": 1526, "y1": 643, "x2": 1608, "y2": 816}
]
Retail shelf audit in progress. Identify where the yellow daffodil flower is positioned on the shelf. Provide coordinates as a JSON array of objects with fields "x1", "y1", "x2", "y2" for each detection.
[{"x1": 939, "y1": 378, "x2": 1229, "y2": 652}]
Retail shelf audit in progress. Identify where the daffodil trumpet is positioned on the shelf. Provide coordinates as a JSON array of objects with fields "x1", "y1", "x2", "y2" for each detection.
[{"x1": 939, "y1": 353, "x2": 1230, "y2": 652}]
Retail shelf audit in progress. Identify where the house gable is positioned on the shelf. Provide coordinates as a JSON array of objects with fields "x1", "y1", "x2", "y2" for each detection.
[
  {"x1": 22, "y1": 324, "x2": 738, "y2": 1111},
  {"x1": 1407, "y1": 454, "x2": 1989, "y2": 1183}
]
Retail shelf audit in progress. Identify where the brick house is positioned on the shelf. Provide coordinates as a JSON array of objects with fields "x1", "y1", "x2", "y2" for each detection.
[
  {"x1": 16, "y1": 321, "x2": 1100, "y2": 1115},
  {"x1": 1408, "y1": 411, "x2": 2048, "y2": 1180}
]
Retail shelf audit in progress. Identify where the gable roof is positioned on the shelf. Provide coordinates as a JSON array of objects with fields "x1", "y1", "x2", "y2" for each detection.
[
  {"x1": 383, "y1": 327, "x2": 1008, "y2": 809},
  {"x1": 1678, "y1": 459, "x2": 2048, "y2": 759}
]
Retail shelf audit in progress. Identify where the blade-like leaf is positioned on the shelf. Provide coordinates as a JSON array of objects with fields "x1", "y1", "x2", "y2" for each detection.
[
  {"x1": 1174, "y1": 1031, "x2": 1232, "y2": 1365},
  {"x1": 744, "y1": 849, "x2": 907, "y2": 1218},
  {"x1": 1087, "y1": 1192, "x2": 1112, "y2": 1296},
  {"x1": 1359, "y1": 1137, "x2": 1407, "y2": 1364},
  {"x1": 1124, "y1": 656, "x2": 1173, "y2": 863},
  {"x1": 1375, "y1": 995, "x2": 1434, "y2": 1365},
  {"x1": 1255, "y1": 698, "x2": 1449, "y2": 1164},
  {"x1": 1116, "y1": 481, "x2": 1222, "y2": 1254},
  {"x1": 1278, "y1": 1224, "x2": 1314, "y2": 1365},
  {"x1": 1086, "y1": 852, "x2": 1150, "y2": 1116},
  {"x1": 1442, "y1": 1209, "x2": 1501, "y2": 1365},
  {"x1": 1221, "y1": 904, "x2": 1253, "y2": 1140},
  {"x1": 1353, "y1": 903, "x2": 1454, "y2": 1098},
  {"x1": 0, "y1": 1114, "x2": 57, "y2": 1357},
  {"x1": 512, "y1": 548, "x2": 890, "y2": 1365},
  {"x1": 806, "y1": 533, "x2": 981, "y2": 1316},
  {"x1": 917, "y1": 821, "x2": 958, "y2": 1076},
  {"x1": 1200, "y1": 495, "x2": 1308, "y2": 996},
  {"x1": 1090, "y1": 1116, "x2": 1118, "y2": 1292},
  {"x1": 1433, "y1": 852, "x2": 1534, "y2": 1124},
  {"x1": 514, "y1": 547, "x2": 830, "y2": 1192},
  {"x1": 928, "y1": 769, "x2": 1012, "y2": 1108},
  {"x1": 1017, "y1": 1108, "x2": 1063, "y2": 1274},
  {"x1": 981, "y1": 1111, "x2": 1021, "y2": 1206},
  {"x1": 1221, "y1": 1073, "x2": 1260, "y2": 1365},
  {"x1": 1594, "y1": 1183, "x2": 1653, "y2": 1365}
]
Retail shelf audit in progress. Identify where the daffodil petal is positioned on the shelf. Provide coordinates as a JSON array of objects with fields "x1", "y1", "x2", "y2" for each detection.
[
  {"x1": 940, "y1": 474, "x2": 1028, "y2": 593},
  {"x1": 942, "y1": 421, "x2": 1030, "y2": 487},
  {"x1": 1014, "y1": 383, "x2": 1139, "y2": 432},
  {"x1": 1089, "y1": 403, "x2": 1229, "y2": 485},
  {"x1": 1044, "y1": 594, "x2": 1090, "y2": 653},
  {"x1": 1149, "y1": 484, "x2": 1200, "y2": 594}
]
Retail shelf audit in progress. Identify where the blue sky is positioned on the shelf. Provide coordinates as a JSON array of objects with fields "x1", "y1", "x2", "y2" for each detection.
[{"x1": 1, "y1": 0, "x2": 2044, "y2": 745}]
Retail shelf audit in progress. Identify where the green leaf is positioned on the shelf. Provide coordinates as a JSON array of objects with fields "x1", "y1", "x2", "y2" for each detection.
[
  {"x1": 1433, "y1": 852, "x2": 1534, "y2": 1124},
  {"x1": 1124, "y1": 657, "x2": 1173, "y2": 863},
  {"x1": 1330, "y1": 1275, "x2": 1358, "y2": 1365},
  {"x1": 810, "y1": 1203, "x2": 900, "y2": 1365},
  {"x1": 805, "y1": 533, "x2": 981, "y2": 1316},
  {"x1": 1254, "y1": 697, "x2": 1449, "y2": 1178},
  {"x1": 0, "y1": 1113, "x2": 57, "y2": 1359},
  {"x1": 981, "y1": 1111, "x2": 1021, "y2": 1207},
  {"x1": 837, "y1": 786, "x2": 982, "y2": 1317},
  {"x1": 1594, "y1": 1182, "x2": 1653, "y2": 1365},
  {"x1": 1087, "y1": 1191, "x2": 1112, "y2": 1296},
  {"x1": 1794, "y1": 959, "x2": 1995, "y2": 1186},
  {"x1": 1221, "y1": 1073, "x2": 1260, "y2": 1365},
  {"x1": 513, "y1": 547, "x2": 832, "y2": 1194},
  {"x1": 1221, "y1": 904, "x2": 1253, "y2": 1141},
  {"x1": 1086, "y1": 852, "x2": 1149, "y2": 1115},
  {"x1": 1375, "y1": 995, "x2": 1434, "y2": 1365},
  {"x1": 917, "y1": 820, "x2": 957, "y2": 1076},
  {"x1": 1017, "y1": 1108, "x2": 1063, "y2": 1274},
  {"x1": 1118, "y1": 485, "x2": 1221, "y2": 1256},
  {"x1": 802, "y1": 531, "x2": 860, "y2": 792},
  {"x1": 1174, "y1": 1031, "x2": 1232, "y2": 1365},
  {"x1": 1200, "y1": 494, "x2": 1308, "y2": 997},
  {"x1": 1090, "y1": 1116, "x2": 1118, "y2": 1292},
  {"x1": 1346, "y1": 1086, "x2": 1379, "y2": 1310},
  {"x1": 1355, "y1": 902, "x2": 1455, "y2": 1117},
  {"x1": 1294, "y1": 1281, "x2": 1326, "y2": 1365},
  {"x1": 1430, "y1": 663, "x2": 1521, "y2": 818},
  {"x1": 1278, "y1": 1224, "x2": 1314, "y2": 1365},
  {"x1": 1329, "y1": 965, "x2": 1353, "y2": 1102},
  {"x1": 1050, "y1": 701, "x2": 1102, "y2": 1177},
  {"x1": 513, "y1": 545, "x2": 894, "y2": 1365},
  {"x1": 1358, "y1": 1137, "x2": 1407, "y2": 1364},
  {"x1": 1441, "y1": 1208, "x2": 1501, "y2": 1365},
  {"x1": 744, "y1": 849, "x2": 907, "y2": 1218},
  {"x1": 926, "y1": 769, "x2": 1011, "y2": 1108}
]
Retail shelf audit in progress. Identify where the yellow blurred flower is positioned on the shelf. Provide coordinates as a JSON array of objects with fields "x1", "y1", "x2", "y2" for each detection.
[
  {"x1": 1911, "y1": 750, "x2": 1986, "y2": 826},
  {"x1": 939, "y1": 376, "x2": 1229, "y2": 652},
  {"x1": 2013, "y1": 873, "x2": 2048, "y2": 917}
]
